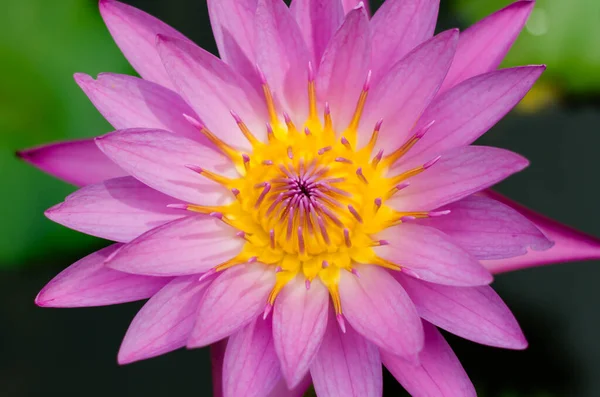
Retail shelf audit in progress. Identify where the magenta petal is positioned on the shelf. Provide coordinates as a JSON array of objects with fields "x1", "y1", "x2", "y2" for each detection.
[
  {"x1": 417, "y1": 194, "x2": 553, "y2": 260},
  {"x1": 273, "y1": 277, "x2": 329, "y2": 388},
  {"x1": 45, "y1": 176, "x2": 187, "y2": 243},
  {"x1": 376, "y1": 223, "x2": 492, "y2": 286},
  {"x1": 74, "y1": 73, "x2": 203, "y2": 142},
  {"x1": 360, "y1": 29, "x2": 458, "y2": 151},
  {"x1": 223, "y1": 319, "x2": 281, "y2": 397},
  {"x1": 95, "y1": 128, "x2": 233, "y2": 205},
  {"x1": 340, "y1": 0, "x2": 371, "y2": 15},
  {"x1": 156, "y1": 35, "x2": 268, "y2": 150},
  {"x1": 481, "y1": 190, "x2": 600, "y2": 273},
  {"x1": 389, "y1": 145, "x2": 529, "y2": 212},
  {"x1": 382, "y1": 321, "x2": 476, "y2": 397},
  {"x1": 18, "y1": 139, "x2": 126, "y2": 186},
  {"x1": 338, "y1": 265, "x2": 424, "y2": 359},
  {"x1": 207, "y1": 0, "x2": 260, "y2": 88},
  {"x1": 255, "y1": 0, "x2": 311, "y2": 123},
  {"x1": 439, "y1": 0, "x2": 535, "y2": 93},
  {"x1": 35, "y1": 244, "x2": 170, "y2": 308},
  {"x1": 370, "y1": 0, "x2": 439, "y2": 82},
  {"x1": 118, "y1": 275, "x2": 209, "y2": 364},
  {"x1": 291, "y1": 0, "x2": 344, "y2": 66},
  {"x1": 106, "y1": 215, "x2": 243, "y2": 277},
  {"x1": 99, "y1": 0, "x2": 191, "y2": 90},
  {"x1": 402, "y1": 66, "x2": 545, "y2": 166},
  {"x1": 397, "y1": 274, "x2": 528, "y2": 349},
  {"x1": 266, "y1": 377, "x2": 312, "y2": 397},
  {"x1": 210, "y1": 339, "x2": 228, "y2": 397},
  {"x1": 316, "y1": 5, "x2": 370, "y2": 132},
  {"x1": 188, "y1": 264, "x2": 275, "y2": 348},
  {"x1": 310, "y1": 311, "x2": 382, "y2": 397}
]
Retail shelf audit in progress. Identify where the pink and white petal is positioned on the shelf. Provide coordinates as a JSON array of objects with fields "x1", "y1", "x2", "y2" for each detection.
[
  {"x1": 416, "y1": 195, "x2": 553, "y2": 260},
  {"x1": 273, "y1": 277, "x2": 329, "y2": 388},
  {"x1": 382, "y1": 321, "x2": 476, "y2": 397},
  {"x1": 439, "y1": 1, "x2": 535, "y2": 94},
  {"x1": 207, "y1": 0, "x2": 260, "y2": 88},
  {"x1": 156, "y1": 35, "x2": 267, "y2": 150},
  {"x1": 106, "y1": 215, "x2": 243, "y2": 277},
  {"x1": 17, "y1": 139, "x2": 126, "y2": 186},
  {"x1": 255, "y1": 0, "x2": 311, "y2": 124},
  {"x1": 35, "y1": 244, "x2": 170, "y2": 308},
  {"x1": 291, "y1": 0, "x2": 344, "y2": 65},
  {"x1": 95, "y1": 129, "x2": 233, "y2": 205},
  {"x1": 388, "y1": 146, "x2": 529, "y2": 212},
  {"x1": 401, "y1": 66, "x2": 545, "y2": 166},
  {"x1": 375, "y1": 223, "x2": 492, "y2": 286},
  {"x1": 316, "y1": 5, "x2": 370, "y2": 132},
  {"x1": 370, "y1": 0, "x2": 439, "y2": 82},
  {"x1": 74, "y1": 73, "x2": 205, "y2": 143},
  {"x1": 99, "y1": 0, "x2": 191, "y2": 90},
  {"x1": 311, "y1": 312, "x2": 382, "y2": 397},
  {"x1": 118, "y1": 275, "x2": 211, "y2": 364},
  {"x1": 223, "y1": 318, "x2": 281, "y2": 397},
  {"x1": 188, "y1": 264, "x2": 275, "y2": 348},
  {"x1": 45, "y1": 176, "x2": 187, "y2": 243},
  {"x1": 360, "y1": 29, "x2": 458, "y2": 150},
  {"x1": 481, "y1": 190, "x2": 600, "y2": 273},
  {"x1": 338, "y1": 265, "x2": 424, "y2": 359},
  {"x1": 397, "y1": 274, "x2": 527, "y2": 349}
]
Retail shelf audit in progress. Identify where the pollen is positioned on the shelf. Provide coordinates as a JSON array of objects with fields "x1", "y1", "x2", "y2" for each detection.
[{"x1": 182, "y1": 66, "x2": 444, "y2": 330}]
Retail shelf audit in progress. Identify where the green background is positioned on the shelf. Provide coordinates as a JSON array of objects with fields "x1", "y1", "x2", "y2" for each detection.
[{"x1": 1, "y1": 0, "x2": 599, "y2": 396}]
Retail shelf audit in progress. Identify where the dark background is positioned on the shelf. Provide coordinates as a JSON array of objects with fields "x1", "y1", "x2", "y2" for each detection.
[{"x1": 2, "y1": 0, "x2": 599, "y2": 396}]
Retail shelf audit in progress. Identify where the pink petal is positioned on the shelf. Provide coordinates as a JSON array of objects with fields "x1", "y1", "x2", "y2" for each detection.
[
  {"x1": 338, "y1": 265, "x2": 424, "y2": 360},
  {"x1": 401, "y1": 66, "x2": 545, "y2": 166},
  {"x1": 310, "y1": 311, "x2": 382, "y2": 397},
  {"x1": 370, "y1": 0, "x2": 439, "y2": 82},
  {"x1": 210, "y1": 339, "x2": 228, "y2": 397},
  {"x1": 156, "y1": 35, "x2": 267, "y2": 150},
  {"x1": 341, "y1": 0, "x2": 371, "y2": 15},
  {"x1": 99, "y1": 0, "x2": 191, "y2": 90},
  {"x1": 316, "y1": 5, "x2": 370, "y2": 132},
  {"x1": 375, "y1": 223, "x2": 492, "y2": 286},
  {"x1": 382, "y1": 321, "x2": 476, "y2": 397},
  {"x1": 273, "y1": 277, "x2": 329, "y2": 387},
  {"x1": 291, "y1": 0, "x2": 344, "y2": 65},
  {"x1": 266, "y1": 377, "x2": 312, "y2": 397},
  {"x1": 45, "y1": 176, "x2": 187, "y2": 243},
  {"x1": 74, "y1": 73, "x2": 204, "y2": 143},
  {"x1": 223, "y1": 318, "x2": 281, "y2": 397},
  {"x1": 118, "y1": 275, "x2": 210, "y2": 364},
  {"x1": 360, "y1": 29, "x2": 458, "y2": 150},
  {"x1": 95, "y1": 128, "x2": 233, "y2": 205},
  {"x1": 397, "y1": 274, "x2": 528, "y2": 349},
  {"x1": 255, "y1": 0, "x2": 311, "y2": 123},
  {"x1": 481, "y1": 190, "x2": 600, "y2": 273},
  {"x1": 388, "y1": 145, "x2": 529, "y2": 212},
  {"x1": 439, "y1": 1, "x2": 535, "y2": 94},
  {"x1": 17, "y1": 139, "x2": 126, "y2": 186},
  {"x1": 417, "y1": 194, "x2": 553, "y2": 260},
  {"x1": 35, "y1": 244, "x2": 170, "y2": 308},
  {"x1": 188, "y1": 264, "x2": 275, "y2": 348},
  {"x1": 207, "y1": 0, "x2": 260, "y2": 88},
  {"x1": 106, "y1": 215, "x2": 243, "y2": 276}
]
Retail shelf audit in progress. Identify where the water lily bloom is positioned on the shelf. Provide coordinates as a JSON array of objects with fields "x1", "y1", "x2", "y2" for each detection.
[{"x1": 23, "y1": 0, "x2": 600, "y2": 396}]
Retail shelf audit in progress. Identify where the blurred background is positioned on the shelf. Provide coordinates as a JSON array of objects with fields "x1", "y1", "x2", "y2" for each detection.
[{"x1": 1, "y1": 0, "x2": 599, "y2": 396}]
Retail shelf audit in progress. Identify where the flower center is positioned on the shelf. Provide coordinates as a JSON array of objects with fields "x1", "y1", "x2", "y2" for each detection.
[{"x1": 182, "y1": 68, "x2": 442, "y2": 321}]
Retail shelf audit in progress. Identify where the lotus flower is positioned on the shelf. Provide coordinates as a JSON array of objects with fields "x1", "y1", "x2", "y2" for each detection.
[{"x1": 22, "y1": 0, "x2": 600, "y2": 396}]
